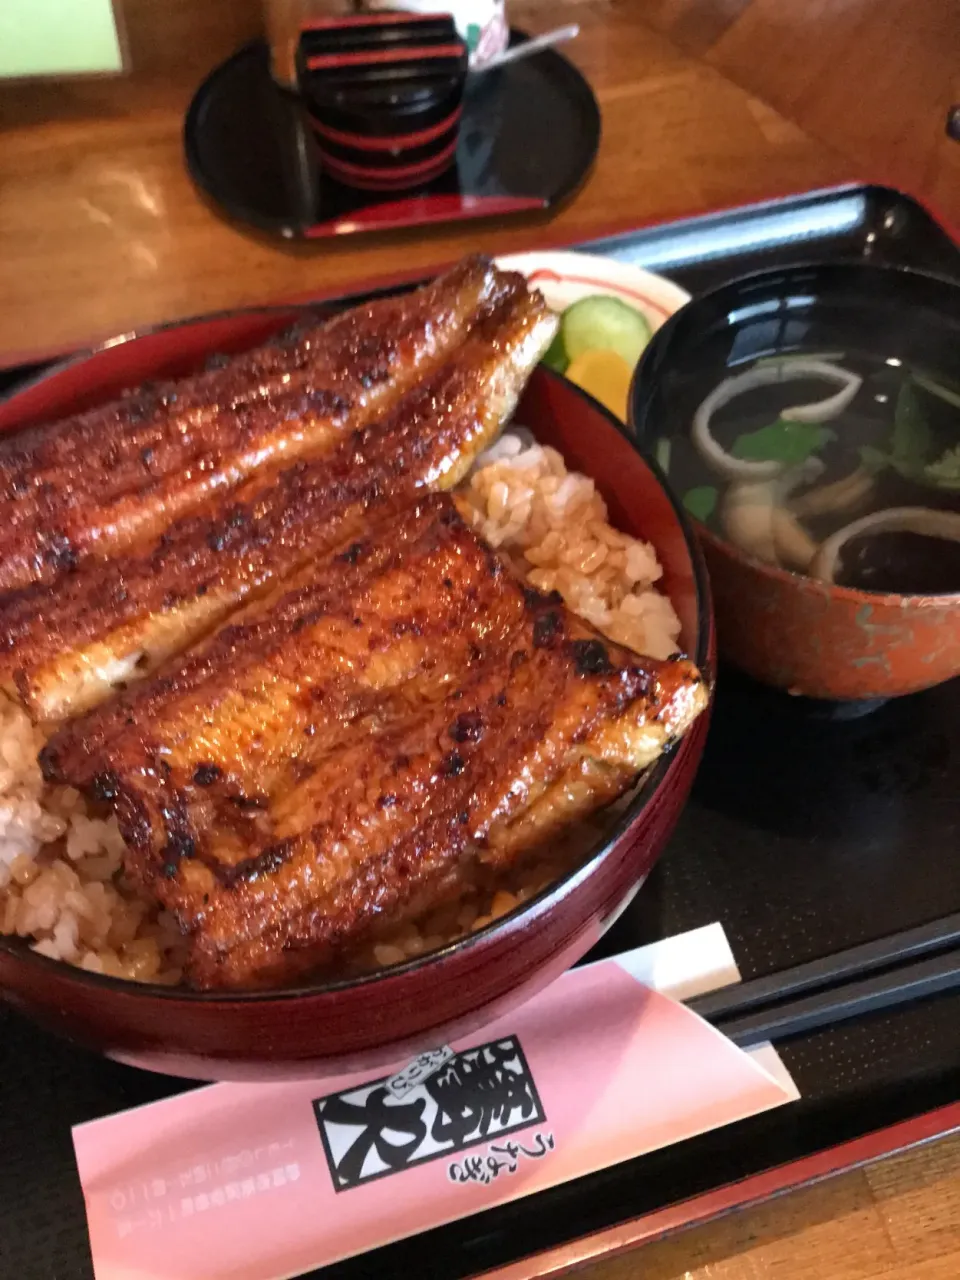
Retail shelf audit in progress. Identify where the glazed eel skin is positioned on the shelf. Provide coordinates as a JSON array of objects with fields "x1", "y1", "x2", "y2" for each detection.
[
  {"x1": 0, "y1": 271, "x2": 555, "y2": 722},
  {"x1": 42, "y1": 496, "x2": 708, "y2": 990},
  {"x1": 0, "y1": 254, "x2": 503, "y2": 595}
]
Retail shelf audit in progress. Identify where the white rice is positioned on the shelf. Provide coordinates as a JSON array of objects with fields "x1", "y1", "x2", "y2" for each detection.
[
  {"x1": 460, "y1": 431, "x2": 681, "y2": 660},
  {"x1": 0, "y1": 432, "x2": 679, "y2": 984},
  {"x1": 0, "y1": 697, "x2": 187, "y2": 982}
]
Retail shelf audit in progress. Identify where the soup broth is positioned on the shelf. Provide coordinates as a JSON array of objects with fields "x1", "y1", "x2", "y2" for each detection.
[{"x1": 659, "y1": 351, "x2": 960, "y2": 596}]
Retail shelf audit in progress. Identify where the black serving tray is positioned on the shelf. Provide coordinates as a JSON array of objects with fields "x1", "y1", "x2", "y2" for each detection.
[
  {"x1": 183, "y1": 33, "x2": 600, "y2": 242},
  {"x1": 586, "y1": 180, "x2": 960, "y2": 291},
  {"x1": 1, "y1": 183, "x2": 959, "y2": 1280}
]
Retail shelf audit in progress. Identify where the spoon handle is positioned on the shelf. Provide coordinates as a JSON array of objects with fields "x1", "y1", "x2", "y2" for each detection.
[{"x1": 475, "y1": 24, "x2": 580, "y2": 74}]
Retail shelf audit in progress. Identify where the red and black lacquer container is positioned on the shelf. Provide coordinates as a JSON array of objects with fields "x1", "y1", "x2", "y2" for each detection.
[{"x1": 297, "y1": 11, "x2": 469, "y2": 191}]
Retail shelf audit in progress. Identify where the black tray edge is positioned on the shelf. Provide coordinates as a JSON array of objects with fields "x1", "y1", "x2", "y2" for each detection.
[{"x1": 2, "y1": 180, "x2": 953, "y2": 382}]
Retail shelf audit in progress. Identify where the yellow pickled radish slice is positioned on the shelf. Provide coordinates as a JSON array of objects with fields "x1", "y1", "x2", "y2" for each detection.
[{"x1": 565, "y1": 349, "x2": 633, "y2": 421}]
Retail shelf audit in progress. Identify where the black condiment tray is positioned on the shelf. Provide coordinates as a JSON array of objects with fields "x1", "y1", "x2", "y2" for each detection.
[
  {"x1": 182, "y1": 33, "x2": 600, "y2": 242},
  {"x1": 1, "y1": 183, "x2": 959, "y2": 1280}
]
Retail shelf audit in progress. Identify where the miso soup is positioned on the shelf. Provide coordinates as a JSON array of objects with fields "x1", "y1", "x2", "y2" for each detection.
[{"x1": 658, "y1": 352, "x2": 960, "y2": 596}]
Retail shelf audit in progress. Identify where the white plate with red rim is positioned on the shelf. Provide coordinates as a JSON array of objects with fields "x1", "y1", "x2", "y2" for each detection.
[{"x1": 495, "y1": 249, "x2": 691, "y2": 332}]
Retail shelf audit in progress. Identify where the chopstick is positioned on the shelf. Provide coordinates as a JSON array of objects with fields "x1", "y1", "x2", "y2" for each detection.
[
  {"x1": 687, "y1": 912, "x2": 960, "y2": 1048},
  {"x1": 711, "y1": 949, "x2": 960, "y2": 1047},
  {"x1": 474, "y1": 25, "x2": 580, "y2": 74}
]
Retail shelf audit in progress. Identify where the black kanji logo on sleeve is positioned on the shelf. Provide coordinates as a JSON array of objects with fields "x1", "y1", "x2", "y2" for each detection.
[{"x1": 313, "y1": 1036, "x2": 545, "y2": 1191}]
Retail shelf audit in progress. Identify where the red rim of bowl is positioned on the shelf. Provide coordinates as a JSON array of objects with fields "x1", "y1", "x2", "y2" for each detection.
[
  {"x1": 695, "y1": 522, "x2": 960, "y2": 608},
  {"x1": 0, "y1": 308, "x2": 713, "y2": 1005}
]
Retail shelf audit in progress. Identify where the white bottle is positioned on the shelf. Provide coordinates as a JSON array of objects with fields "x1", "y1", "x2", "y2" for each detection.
[{"x1": 357, "y1": 0, "x2": 509, "y2": 67}]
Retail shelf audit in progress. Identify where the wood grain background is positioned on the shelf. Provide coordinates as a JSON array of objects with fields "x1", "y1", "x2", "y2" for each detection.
[
  {"x1": 586, "y1": 1131, "x2": 960, "y2": 1280},
  {"x1": 4, "y1": 0, "x2": 958, "y2": 362},
  {"x1": 646, "y1": 0, "x2": 960, "y2": 214}
]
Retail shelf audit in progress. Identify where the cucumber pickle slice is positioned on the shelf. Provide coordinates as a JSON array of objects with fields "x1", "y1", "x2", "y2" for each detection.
[{"x1": 560, "y1": 295, "x2": 652, "y2": 368}]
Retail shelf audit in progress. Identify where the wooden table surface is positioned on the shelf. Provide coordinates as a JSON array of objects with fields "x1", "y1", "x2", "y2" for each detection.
[
  {"x1": 0, "y1": 0, "x2": 854, "y2": 363},
  {"x1": 2, "y1": 1, "x2": 960, "y2": 1276}
]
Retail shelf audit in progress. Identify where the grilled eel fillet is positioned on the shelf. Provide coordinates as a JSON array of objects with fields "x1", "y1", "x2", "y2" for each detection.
[
  {"x1": 42, "y1": 496, "x2": 708, "y2": 990},
  {"x1": 0, "y1": 255, "x2": 504, "y2": 594},
  {"x1": 0, "y1": 277, "x2": 557, "y2": 723}
]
